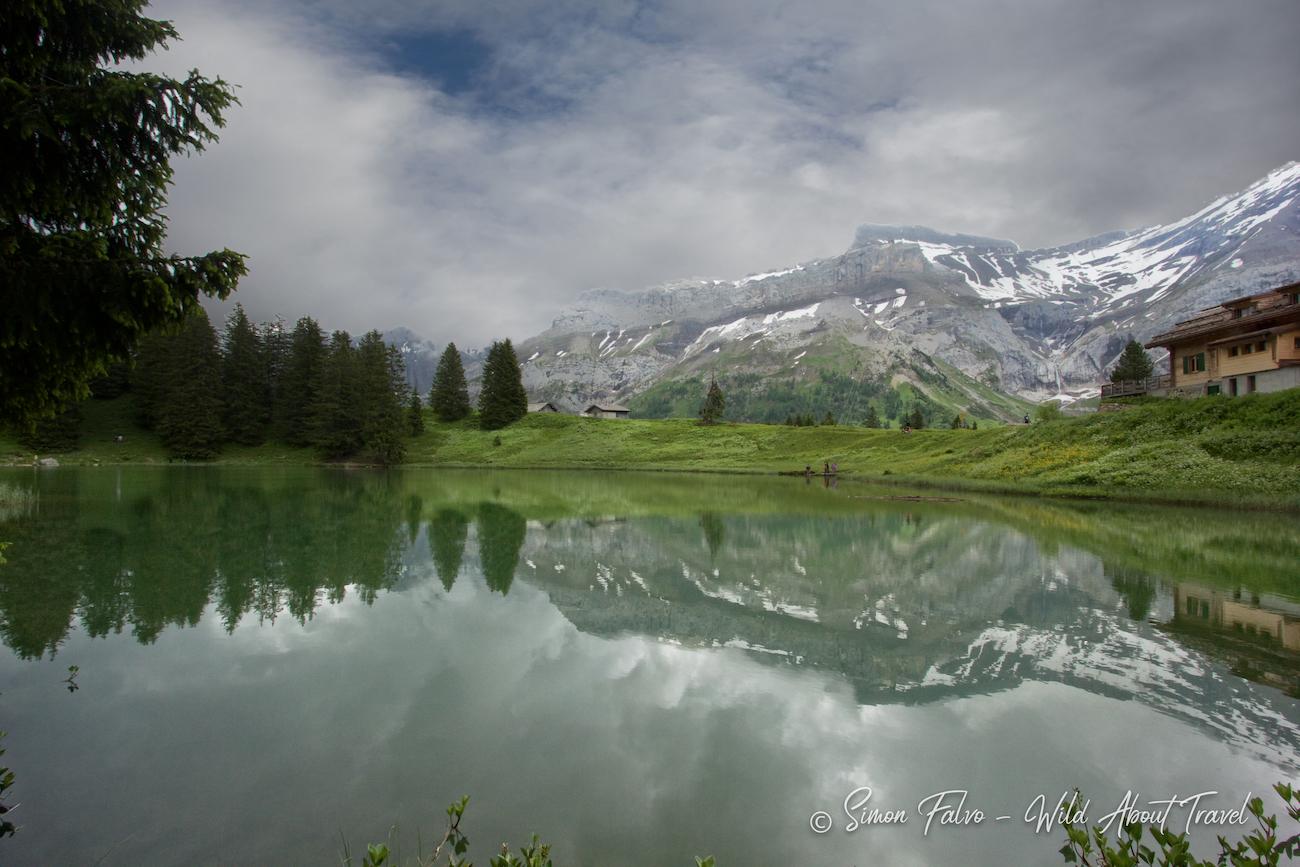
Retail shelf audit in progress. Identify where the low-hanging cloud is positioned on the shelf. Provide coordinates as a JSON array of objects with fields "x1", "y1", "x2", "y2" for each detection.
[{"x1": 150, "y1": 0, "x2": 1300, "y2": 346}]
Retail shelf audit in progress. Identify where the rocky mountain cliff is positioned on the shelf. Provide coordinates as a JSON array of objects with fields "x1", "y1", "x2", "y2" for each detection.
[{"x1": 509, "y1": 162, "x2": 1300, "y2": 422}]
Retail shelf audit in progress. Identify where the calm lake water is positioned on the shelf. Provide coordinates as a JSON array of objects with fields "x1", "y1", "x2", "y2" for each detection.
[{"x1": 0, "y1": 467, "x2": 1297, "y2": 866}]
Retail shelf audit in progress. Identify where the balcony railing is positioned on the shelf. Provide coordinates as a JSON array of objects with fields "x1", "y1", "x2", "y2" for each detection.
[{"x1": 1100, "y1": 374, "x2": 1173, "y2": 398}]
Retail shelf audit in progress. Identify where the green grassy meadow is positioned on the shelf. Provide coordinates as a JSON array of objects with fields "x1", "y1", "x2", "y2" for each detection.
[{"x1": 3, "y1": 390, "x2": 1298, "y2": 508}]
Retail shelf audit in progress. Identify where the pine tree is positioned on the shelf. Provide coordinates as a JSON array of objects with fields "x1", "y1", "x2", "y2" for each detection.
[
  {"x1": 311, "y1": 331, "x2": 364, "y2": 459},
  {"x1": 18, "y1": 405, "x2": 81, "y2": 452},
  {"x1": 863, "y1": 405, "x2": 881, "y2": 429},
  {"x1": 429, "y1": 343, "x2": 471, "y2": 422},
  {"x1": 1110, "y1": 339, "x2": 1155, "y2": 383},
  {"x1": 0, "y1": 1, "x2": 245, "y2": 426},
  {"x1": 156, "y1": 310, "x2": 225, "y2": 459},
  {"x1": 276, "y1": 317, "x2": 326, "y2": 446},
  {"x1": 220, "y1": 304, "x2": 269, "y2": 445},
  {"x1": 131, "y1": 328, "x2": 172, "y2": 428},
  {"x1": 260, "y1": 317, "x2": 289, "y2": 428},
  {"x1": 478, "y1": 339, "x2": 527, "y2": 431},
  {"x1": 699, "y1": 377, "x2": 725, "y2": 424},
  {"x1": 907, "y1": 407, "x2": 925, "y2": 430},
  {"x1": 357, "y1": 331, "x2": 405, "y2": 465},
  {"x1": 822, "y1": 411, "x2": 836, "y2": 426},
  {"x1": 407, "y1": 388, "x2": 425, "y2": 436}
]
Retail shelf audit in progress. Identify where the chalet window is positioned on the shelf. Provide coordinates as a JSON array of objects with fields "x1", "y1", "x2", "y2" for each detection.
[
  {"x1": 1243, "y1": 344, "x2": 1253, "y2": 355},
  {"x1": 1206, "y1": 384, "x2": 1221, "y2": 395},
  {"x1": 1247, "y1": 375, "x2": 1257, "y2": 393},
  {"x1": 1295, "y1": 337, "x2": 1300, "y2": 350},
  {"x1": 1256, "y1": 340, "x2": 1267, "y2": 352},
  {"x1": 1229, "y1": 346, "x2": 1239, "y2": 357}
]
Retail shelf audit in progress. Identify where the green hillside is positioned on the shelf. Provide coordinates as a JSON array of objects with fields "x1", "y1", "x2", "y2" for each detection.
[{"x1": 627, "y1": 338, "x2": 1034, "y2": 425}]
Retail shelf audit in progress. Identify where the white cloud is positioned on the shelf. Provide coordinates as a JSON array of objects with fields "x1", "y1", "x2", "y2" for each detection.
[{"x1": 147, "y1": 0, "x2": 1300, "y2": 346}]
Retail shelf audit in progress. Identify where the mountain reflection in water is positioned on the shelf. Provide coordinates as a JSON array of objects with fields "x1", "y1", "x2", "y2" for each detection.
[{"x1": 0, "y1": 466, "x2": 1297, "y2": 865}]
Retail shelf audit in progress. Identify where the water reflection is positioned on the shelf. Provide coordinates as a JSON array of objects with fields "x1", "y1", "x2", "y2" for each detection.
[
  {"x1": 1162, "y1": 583, "x2": 1300, "y2": 696},
  {"x1": 0, "y1": 467, "x2": 1298, "y2": 865}
]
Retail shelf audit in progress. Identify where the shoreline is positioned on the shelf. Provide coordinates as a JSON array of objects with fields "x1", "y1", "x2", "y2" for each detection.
[
  {"x1": 3, "y1": 456, "x2": 1297, "y2": 513},
  {"x1": 4, "y1": 389, "x2": 1298, "y2": 513}
]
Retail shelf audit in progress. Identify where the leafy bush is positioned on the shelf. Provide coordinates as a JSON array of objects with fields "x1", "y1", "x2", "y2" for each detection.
[
  {"x1": 1059, "y1": 783, "x2": 1299, "y2": 866},
  {"x1": 351, "y1": 798, "x2": 715, "y2": 867}
]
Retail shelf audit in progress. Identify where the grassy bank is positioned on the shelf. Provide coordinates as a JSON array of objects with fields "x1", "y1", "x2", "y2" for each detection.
[{"x1": 3, "y1": 391, "x2": 1298, "y2": 508}]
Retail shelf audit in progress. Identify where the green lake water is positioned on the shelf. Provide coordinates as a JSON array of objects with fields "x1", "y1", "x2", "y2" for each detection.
[{"x1": 0, "y1": 467, "x2": 1297, "y2": 865}]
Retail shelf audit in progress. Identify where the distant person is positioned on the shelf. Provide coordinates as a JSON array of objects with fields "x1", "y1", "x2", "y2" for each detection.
[
  {"x1": 831, "y1": 462, "x2": 838, "y2": 474},
  {"x1": 823, "y1": 461, "x2": 830, "y2": 475},
  {"x1": 902, "y1": 424, "x2": 911, "y2": 434},
  {"x1": 1023, "y1": 414, "x2": 1030, "y2": 425},
  {"x1": 804, "y1": 465, "x2": 812, "y2": 477}
]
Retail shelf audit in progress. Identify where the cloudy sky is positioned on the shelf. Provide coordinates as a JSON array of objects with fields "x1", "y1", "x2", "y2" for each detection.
[{"x1": 150, "y1": 0, "x2": 1300, "y2": 346}]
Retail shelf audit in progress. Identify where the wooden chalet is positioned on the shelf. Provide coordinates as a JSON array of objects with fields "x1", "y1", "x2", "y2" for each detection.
[{"x1": 1101, "y1": 282, "x2": 1300, "y2": 398}]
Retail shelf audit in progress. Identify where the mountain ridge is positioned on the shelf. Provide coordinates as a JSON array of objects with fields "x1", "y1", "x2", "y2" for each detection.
[{"x1": 502, "y1": 162, "x2": 1299, "y2": 422}]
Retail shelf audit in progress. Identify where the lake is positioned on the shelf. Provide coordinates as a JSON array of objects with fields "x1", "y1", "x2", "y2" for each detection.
[{"x1": 0, "y1": 467, "x2": 1297, "y2": 865}]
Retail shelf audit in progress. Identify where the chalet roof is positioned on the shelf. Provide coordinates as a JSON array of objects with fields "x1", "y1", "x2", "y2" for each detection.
[
  {"x1": 527, "y1": 402, "x2": 558, "y2": 412},
  {"x1": 1205, "y1": 325, "x2": 1294, "y2": 347},
  {"x1": 1145, "y1": 282, "x2": 1300, "y2": 349},
  {"x1": 585, "y1": 403, "x2": 630, "y2": 412}
]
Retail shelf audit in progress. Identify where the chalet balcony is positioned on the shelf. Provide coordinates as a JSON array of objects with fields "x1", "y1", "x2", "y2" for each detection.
[{"x1": 1100, "y1": 374, "x2": 1173, "y2": 398}]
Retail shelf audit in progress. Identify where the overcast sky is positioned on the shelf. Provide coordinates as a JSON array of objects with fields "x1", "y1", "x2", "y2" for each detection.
[{"x1": 150, "y1": 0, "x2": 1300, "y2": 346}]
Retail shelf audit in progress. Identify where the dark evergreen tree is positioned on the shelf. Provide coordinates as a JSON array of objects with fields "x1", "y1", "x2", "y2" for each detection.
[
  {"x1": 18, "y1": 405, "x2": 81, "y2": 452},
  {"x1": 133, "y1": 330, "x2": 176, "y2": 431},
  {"x1": 0, "y1": 0, "x2": 245, "y2": 426},
  {"x1": 907, "y1": 407, "x2": 926, "y2": 430},
  {"x1": 357, "y1": 331, "x2": 406, "y2": 465},
  {"x1": 863, "y1": 405, "x2": 881, "y2": 429},
  {"x1": 699, "y1": 376, "x2": 725, "y2": 424},
  {"x1": 311, "y1": 331, "x2": 364, "y2": 459},
  {"x1": 156, "y1": 310, "x2": 224, "y2": 459},
  {"x1": 260, "y1": 317, "x2": 290, "y2": 426},
  {"x1": 276, "y1": 317, "x2": 326, "y2": 446},
  {"x1": 88, "y1": 361, "x2": 132, "y2": 399},
  {"x1": 882, "y1": 389, "x2": 902, "y2": 420},
  {"x1": 220, "y1": 304, "x2": 269, "y2": 445},
  {"x1": 477, "y1": 339, "x2": 527, "y2": 431},
  {"x1": 1110, "y1": 339, "x2": 1155, "y2": 383},
  {"x1": 407, "y1": 388, "x2": 425, "y2": 436},
  {"x1": 429, "y1": 343, "x2": 471, "y2": 422},
  {"x1": 821, "y1": 411, "x2": 836, "y2": 426}
]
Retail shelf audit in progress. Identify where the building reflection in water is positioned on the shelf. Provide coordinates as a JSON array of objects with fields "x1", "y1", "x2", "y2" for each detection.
[{"x1": 1165, "y1": 583, "x2": 1300, "y2": 697}]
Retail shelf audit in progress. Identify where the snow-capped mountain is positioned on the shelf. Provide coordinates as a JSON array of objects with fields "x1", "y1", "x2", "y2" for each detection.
[{"x1": 514, "y1": 162, "x2": 1300, "y2": 416}]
